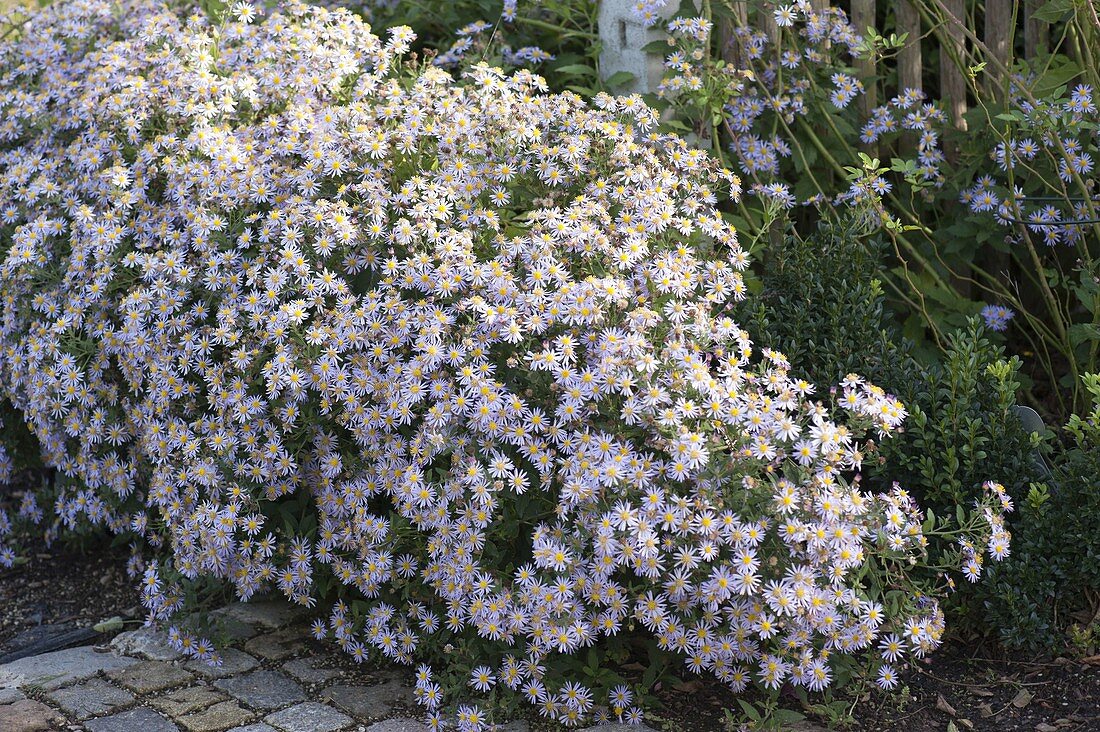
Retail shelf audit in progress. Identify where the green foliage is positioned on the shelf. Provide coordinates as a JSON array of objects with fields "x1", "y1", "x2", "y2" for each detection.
[
  {"x1": 748, "y1": 214, "x2": 1100, "y2": 651},
  {"x1": 981, "y1": 374, "x2": 1100, "y2": 651},
  {"x1": 746, "y1": 217, "x2": 910, "y2": 391}
]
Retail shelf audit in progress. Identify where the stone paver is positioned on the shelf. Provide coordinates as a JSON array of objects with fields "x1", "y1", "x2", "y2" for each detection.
[
  {"x1": 0, "y1": 645, "x2": 138, "y2": 691},
  {"x1": 226, "y1": 725, "x2": 278, "y2": 732},
  {"x1": 178, "y1": 699, "x2": 256, "y2": 732},
  {"x1": 243, "y1": 629, "x2": 305, "y2": 661},
  {"x1": 112, "y1": 627, "x2": 183, "y2": 662},
  {"x1": 45, "y1": 676, "x2": 135, "y2": 719},
  {"x1": 265, "y1": 702, "x2": 352, "y2": 732},
  {"x1": 0, "y1": 687, "x2": 24, "y2": 704},
  {"x1": 186, "y1": 648, "x2": 260, "y2": 679},
  {"x1": 323, "y1": 680, "x2": 415, "y2": 718},
  {"x1": 85, "y1": 706, "x2": 179, "y2": 732},
  {"x1": 214, "y1": 669, "x2": 305, "y2": 711},
  {"x1": 214, "y1": 618, "x2": 258, "y2": 643},
  {"x1": 0, "y1": 698, "x2": 66, "y2": 731},
  {"x1": 108, "y1": 659, "x2": 195, "y2": 694},
  {"x1": 150, "y1": 685, "x2": 228, "y2": 717},
  {"x1": 364, "y1": 719, "x2": 428, "y2": 732},
  {"x1": 212, "y1": 602, "x2": 306, "y2": 630},
  {"x1": 281, "y1": 656, "x2": 340, "y2": 685}
]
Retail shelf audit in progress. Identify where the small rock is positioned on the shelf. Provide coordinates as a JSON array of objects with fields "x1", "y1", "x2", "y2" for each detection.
[
  {"x1": 214, "y1": 618, "x2": 258, "y2": 643},
  {"x1": 364, "y1": 719, "x2": 428, "y2": 732},
  {"x1": 150, "y1": 685, "x2": 228, "y2": 717},
  {"x1": 0, "y1": 687, "x2": 25, "y2": 704},
  {"x1": 494, "y1": 723, "x2": 529, "y2": 732},
  {"x1": 0, "y1": 645, "x2": 138, "y2": 691},
  {"x1": 186, "y1": 649, "x2": 259, "y2": 679},
  {"x1": 244, "y1": 629, "x2": 306, "y2": 662},
  {"x1": 323, "y1": 680, "x2": 415, "y2": 719},
  {"x1": 282, "y1": 657, "x2": 340, "y2": 685},
  {"x1": 265, "y1": 702, "x2": 352, "y2": 732},
  {"x1": 215, "y1": 669, "x2": 306, "y2": 711},
  {"x1": 1036, "y1": 724, "x2": 1060, "y2": 732},
  {"x1": 46, "y1": 677, "x2": 134, "y2": 719},
  {"x1": 108, "y1": 659, "x2": 195, "y2": 694},
  {"x1": 179, "y1": 700, "x2": 256, "y2": 732},
  {"x1": 0, "y1": 699, "x2": 66, "y2": 732},
  {"x1": 211, "y1": 602, "x2": 306, "y2": 630},
  {"x1": 85, "y1": 706, "x2": 179, "y2": 732},
  {"x1": 111, "y1": 627, "x2": 183, "y2": 662}
]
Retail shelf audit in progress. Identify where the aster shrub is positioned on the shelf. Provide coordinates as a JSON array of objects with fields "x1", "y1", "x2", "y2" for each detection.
[{"x1": 0, "y1": 0, "x2": 1009, "y2": 728}]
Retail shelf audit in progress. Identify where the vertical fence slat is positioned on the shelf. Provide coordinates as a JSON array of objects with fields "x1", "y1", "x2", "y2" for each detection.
[
  {"x1": 897, "y1": 0, "x2": 923, "y2": 94},
  {"x1": 851, "y1": 0, "x2": 878, "y2": 133},
  {"x1": 758, "y1": 1, "x2": 780, "y2": 48},
  {"x1": 896, "y1": 0, "x2": 922, "y2": 157},
  {"x1": 984, "y1": 0, "x2": 1012, "y2": 94},
  {"x1": 718, "y1": 1, "x2": 748, "y2": 67},
  {"x1": 939, "y1": 0, "x2": 969, "y2": 133},
  {"x1": 1024, "y1": 0, "x2": 1049, "y2": 59}
]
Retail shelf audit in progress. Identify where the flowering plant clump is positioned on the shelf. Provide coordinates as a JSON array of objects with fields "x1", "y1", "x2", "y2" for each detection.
[
  {"x1": 0, "y1": 0, "x2": 1008, "y2": 728},
  {"x1": 651, "y1": 2, "x2": 947, "y2": 210},
  {"x1": 961, "y1": 81, "x2": 1097, "y2": 247}
]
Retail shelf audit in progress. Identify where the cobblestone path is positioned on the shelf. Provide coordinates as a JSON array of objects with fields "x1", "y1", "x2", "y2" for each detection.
[{"x1": 0, "y1": 599, "x2": 655, "y2": 732}]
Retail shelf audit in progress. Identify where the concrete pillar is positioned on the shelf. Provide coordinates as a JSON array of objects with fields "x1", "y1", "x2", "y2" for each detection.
[{"x1": 597, "y1": 0, "x2": 678, "y2": 94}]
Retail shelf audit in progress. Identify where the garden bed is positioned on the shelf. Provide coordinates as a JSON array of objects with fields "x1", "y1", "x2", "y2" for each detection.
[{"x1": 2, "y1": 538, "x2": 1096, "y2": 732}]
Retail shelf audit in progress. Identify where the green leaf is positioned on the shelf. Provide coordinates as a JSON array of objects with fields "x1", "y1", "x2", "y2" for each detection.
[
  {"x1": 554, "y1": 64, "x2": 597, "y2": 77},
  {"x1": 737, "y1": 699, "x2": 762, "y2": 721},
  {"x1": 603, "y1": 71, "x2": 636, "y2": 89},
  {"x1": 1031, "y1": 0, "x2": 1074, "y2": 23},
  {"x1": 94, "y1": 616, "x2": 126, "y2": 633},
  {"x1": 771, "y1": 708, "x2": 806, "y2": 724}
]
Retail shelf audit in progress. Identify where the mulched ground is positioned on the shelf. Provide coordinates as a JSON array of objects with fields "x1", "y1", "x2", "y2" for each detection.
[
  {"x1": 0, "y1": 531, "x2": 140, "y2": 656},
  {"x1": 0, "y1": 528, "x2": 1096, "y2": 732}
]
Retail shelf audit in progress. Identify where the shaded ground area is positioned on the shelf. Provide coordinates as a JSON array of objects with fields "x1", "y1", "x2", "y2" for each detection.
[
  {"x1": 0, "y1": 533, "x2": 140, "y2": 659},
  {"x1": 0, "y1": 533, "x2": 1096, "y2": 732}
]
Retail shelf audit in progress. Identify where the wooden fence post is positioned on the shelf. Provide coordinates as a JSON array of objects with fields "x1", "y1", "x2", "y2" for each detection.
[
  {"x1": 939, "y1": 0, "x2": 969, "y2": 135},
  {"x1": 851, "y1": 0, "x2": 878, "y2": 154},
  {"x1": 1024, "y1": 0, "x2": 1049, "y2": 58},
  {"x1": 984, "y1": 0, "x2": 1012, "y2": 96}
]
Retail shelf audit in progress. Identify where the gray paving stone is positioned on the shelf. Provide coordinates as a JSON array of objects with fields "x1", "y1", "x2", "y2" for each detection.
[
  {"x1": 0, "y1": 645, "x2": 138, "y2": 690},
  {"x1": 364, "y1": 719, "x2": 428, "y2": 732},
  {"x1": 213, "y1": 617, "x2": 259, "y2": 643},
  {"x1": 214, "y1": 669, "x2": 305, "y2": 711},
  {"x1": 323, "y1": 680, "x2": 415, "y2": 718},
  {"x1": 45, "y1": 676, "x2": 135, "y2": 719},
  {"x1": 281, "y1": 657, "x2": 340, "y2": 685},
  {"x1": 108, "y1": 659, "x2": 195, "y2": 693},
  {"x1": 0, "y1": 687, "x2": 24, "y2": 704},
  {"x1": 178, "y1": 699, "x2": 256, "y2": 732},
  {"x1": 150, "y1": 685, "x2": 227, "y2": 717},
  {"x1": 226, "y1": 725, "x2": 278, "y2": 732},
  {"x1": 0, "y1": 698, "x2": 66, "y2": 731},
  {"x1": 186, "y1": 648, "x2": 259, "y2": 679},
  {"x1": 243, "y1": 628, "x2": 305, "y2": 661},
  {"x1": 111, "y1": 626, "x2": 183, "y2": 661},
  {"x1": 211, "y1": 601, "x2": 306, "y2": 630},
  {"x1": 85, "y1": 706, "x2": 179, "y2": 732},
  {"x1": 264, "y1": 702, "x2": 352, "y2": 732}
]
